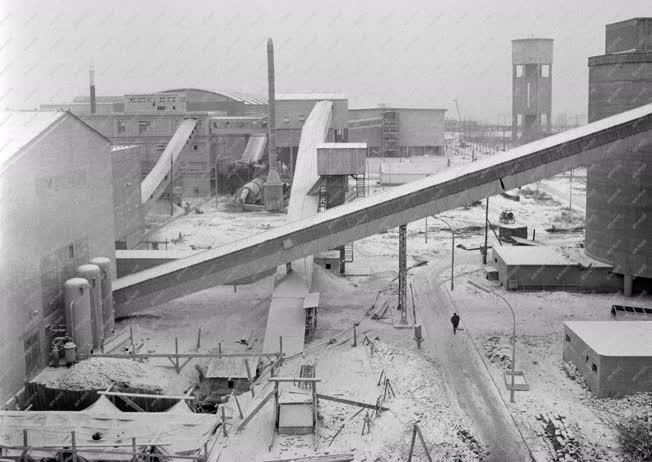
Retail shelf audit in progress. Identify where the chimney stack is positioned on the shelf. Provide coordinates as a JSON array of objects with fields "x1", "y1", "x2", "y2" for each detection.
[
  {"x1": 264, "y1": 38, "x2": 283, "y2": 211},
  {"x1": 89, "y1": 65, "x2": 96, "y2": 114}
]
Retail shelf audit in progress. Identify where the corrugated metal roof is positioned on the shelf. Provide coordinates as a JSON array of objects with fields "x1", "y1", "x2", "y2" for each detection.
[
  {"x1": 277, "y1": 93, "x2": 347, "y2": 101},
  {"x1": 0, "y1": 111, "x2": 66, "y2": 169}
]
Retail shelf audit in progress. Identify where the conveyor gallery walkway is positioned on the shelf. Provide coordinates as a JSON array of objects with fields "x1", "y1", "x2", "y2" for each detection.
[
  {"x1": 113, "y1": 103, "x2": 652, "y2": 316},
  {"x1": 140, "y1": 118, "x2": 197, "y2": 209}
]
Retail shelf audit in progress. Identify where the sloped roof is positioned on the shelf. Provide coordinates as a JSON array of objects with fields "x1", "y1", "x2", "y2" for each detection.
[
  {"x1": 0, "y1": 111, "x2": 65, "y2": 168},
  {"x1": 0, "y1": 111, "x2": 111, "y2": 172},
  {"x1": 161, "y1": 88, "x2": 267, "y2": 105}
]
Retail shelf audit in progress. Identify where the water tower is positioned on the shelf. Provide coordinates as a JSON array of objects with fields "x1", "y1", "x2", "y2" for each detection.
[{"x1": 511, "y1": 38, "x2": 553, "y2": 142}]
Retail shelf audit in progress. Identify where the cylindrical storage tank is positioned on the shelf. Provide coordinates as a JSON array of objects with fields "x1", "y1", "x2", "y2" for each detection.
[
  {"x1": 586, "y1": 50, "x2": 652, "y2": 293},
  {"x1": 63, "y1": 278, "x2": 92, "y2": 358},
  {"x1": 90, "y1": 257, "x2": 114, "y2": 337},
  {"x1": 77, "y1": 264, "x2": 104, "y2": 350}
]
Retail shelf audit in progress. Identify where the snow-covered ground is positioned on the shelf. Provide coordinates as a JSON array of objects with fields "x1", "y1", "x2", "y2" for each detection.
[{"x1": 124, "y1": 143, "x2": 650, "y2": 461}]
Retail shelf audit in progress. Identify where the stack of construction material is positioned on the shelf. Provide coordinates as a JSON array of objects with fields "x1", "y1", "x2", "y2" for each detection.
[{"x1": 536, "y1": 412, "x2": 581, "y2": 461}]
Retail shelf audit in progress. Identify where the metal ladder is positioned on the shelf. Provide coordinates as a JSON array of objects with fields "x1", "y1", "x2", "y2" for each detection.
[
  {"x1": 344, "y1": 243, "x2": 354, "y2": 262},
  {"x1": 355, "y1": 175, "x2": 365, "y2": 198}
]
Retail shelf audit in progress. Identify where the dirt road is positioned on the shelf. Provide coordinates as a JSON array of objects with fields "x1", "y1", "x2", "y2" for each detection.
[{"x1": 412, "y1": 259, "x2": 533, "y2": 461}]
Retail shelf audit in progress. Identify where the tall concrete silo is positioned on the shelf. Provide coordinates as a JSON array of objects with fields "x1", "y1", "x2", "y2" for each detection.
[
  {"x1": 512, "y1": 38, "x2": 553, "y2": 142},
  {"x1": 585, "y1": 18, "x2": 652, "y2": 296}
]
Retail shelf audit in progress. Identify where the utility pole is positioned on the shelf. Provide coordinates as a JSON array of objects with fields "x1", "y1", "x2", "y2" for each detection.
[
  {"x1": 398, "y1": 224, "x2": 408, "y2": 324},
  {"x1": 569, "y1": 169, "x2": 573, "y2": 211},
  {"x1": 170, "y1": 155, "x2": 174, "y2": 216},
  {"x1": 483, "y1": 198, "x2": 489, "y2": 264}
]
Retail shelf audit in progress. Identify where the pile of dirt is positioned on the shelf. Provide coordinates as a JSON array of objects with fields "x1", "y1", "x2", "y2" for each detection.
[
  {"x1": 49, "y1": 357, "x2": 170, "y2": 393},
  {"x1": 561, "y1": 361, "x2": 588, "y2": 389},
  {"x1": 520, "y1": 187, "x2": 561, "y2": 205},
  {"x1": 551, "y1": 209, "x2": 584, "y2": 228},
  {"x1": 482, "y1": 335, "x2": 513, "y2": 369}
]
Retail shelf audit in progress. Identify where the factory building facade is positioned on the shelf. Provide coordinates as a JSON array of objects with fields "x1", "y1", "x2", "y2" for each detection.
[
  {"x1": 0, "y1": 111, "x2": 116, "y2": 403},
  {"x1": 348, "y1": 107, "x2": 446, "y2": 157},
  {"x1": 42, "y1": 89, "x2": 268, "y2": 200},
  {"x1": 585, "y1": 18, "x2": 652, "y2": 295}
]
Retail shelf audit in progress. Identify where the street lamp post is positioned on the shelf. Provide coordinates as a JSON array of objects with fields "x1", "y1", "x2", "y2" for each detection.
[
  {"x1": 468, "y1": 280, "x2": 517, "y2": 403},
  {"x1": 432, "y1": 216, "x2": 455, "y2": 290}
]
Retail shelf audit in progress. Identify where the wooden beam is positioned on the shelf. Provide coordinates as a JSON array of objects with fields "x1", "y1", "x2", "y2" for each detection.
[
  {"x1": 98, "y1": 391, "x2": 196, "y2": 401},
  {"x1": 237, "y1": 390, "x2": 274, "y2": 431},
  {"x1": 263, "y1": 454, "x2": 354, "y2": 462},
  {"x1": 119, "y1": 394, "x2": 146, "y2": 412},
  {"x1": 316, "y1": 394, "x2": 388, "y2": 411},
  {"x1": 268, "y1": 377, "x2": 321, "y2": 383},
  {"x1": 99, "y1": 352, "x2": 273, "y2": 359}
]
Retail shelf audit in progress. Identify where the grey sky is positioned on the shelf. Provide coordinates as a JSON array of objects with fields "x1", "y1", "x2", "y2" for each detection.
[{"x1": 1, "y1": 0, "x2": 649, "y2": 121}]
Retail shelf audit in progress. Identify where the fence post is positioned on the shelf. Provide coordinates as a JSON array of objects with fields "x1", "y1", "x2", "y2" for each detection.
[
  {"x1": 196, "y1": 328, "x2": 202, "y2": 350},
  {"x1": 71, "y1": 431, "x2": 77, "y2": 462},
  {"x1": 174, "y1": 337, "x2": 180, "y2": 373},
  {"x1": 353, "y1": 323, "x2": 357, "y2": 347},
  {"x1": 407, "y1": 425, "x2": 417, "y2": 462}
]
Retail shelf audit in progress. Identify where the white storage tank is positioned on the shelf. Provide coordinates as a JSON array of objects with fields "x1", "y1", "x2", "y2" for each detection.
[
  {"x1": 90, "y1": 257, "x2": 114, "y2": 337},
  {"x1": 63, "y1": 278, "x2": 93, "y2": 358},
  {"x1": 77, "y1": 264, "x2": 103, "y2": 350}
]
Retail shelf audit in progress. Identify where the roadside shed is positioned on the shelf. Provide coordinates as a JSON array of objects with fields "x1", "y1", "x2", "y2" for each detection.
[{"x1": 563, "y1": 321, "x2": 652, "y2": 397}]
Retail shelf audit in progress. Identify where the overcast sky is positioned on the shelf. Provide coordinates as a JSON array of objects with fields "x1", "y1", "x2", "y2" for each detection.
[{"x1": 0, "y1": 0, "x2": 649, "y2": 121}]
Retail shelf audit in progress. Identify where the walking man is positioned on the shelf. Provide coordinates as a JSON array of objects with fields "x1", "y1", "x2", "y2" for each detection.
[{"x1": 451, "y1": 313, "x2": 460, "y2": 335}]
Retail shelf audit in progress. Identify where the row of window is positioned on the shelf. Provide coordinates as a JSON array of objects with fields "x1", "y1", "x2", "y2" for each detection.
[{"x1": 515, "y1": 64, "x2": 550, "y2": 78}]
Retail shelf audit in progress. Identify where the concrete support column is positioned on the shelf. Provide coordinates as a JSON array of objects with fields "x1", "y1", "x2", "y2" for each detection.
[
  {"x1": 624, "y1": 273, "x2": 633, "y2": 297},
  {"x1": 325, "y1": 175, "x2": 347, "y2": 274},
  {"x1": 398, "y1": 224, "x2": 407, "y2": 324}
]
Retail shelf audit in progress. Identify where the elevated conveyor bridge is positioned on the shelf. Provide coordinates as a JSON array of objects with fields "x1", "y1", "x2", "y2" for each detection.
[{"x1": 113, "y1": 103, "x2": 652, "y2": 316}]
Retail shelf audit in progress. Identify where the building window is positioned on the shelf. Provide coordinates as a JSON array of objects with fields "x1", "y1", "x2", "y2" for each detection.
[
  {"x1": 117, "y1": 120, "x2": 127, "y2": 134},
  {"x1": 68, "y1": 244, "x2": 74, "y2": 258},
  {"x1": 515, "y1": 65, "x2": 524, "y2": 78},
  {"x1": 565, "y1": 334, "x2": 571, "y2": 342},
  {"x1": 138, "y1": 120, "x2": 150, "y2": 134},
  {"x1": 541, "y1": 64, "x2": 550, "y2": 78},
  {"x1": 193, "y1": 144, "x2": 199, "y2": 151},
  {"x1": 585, "y1": 355, "x2": 589, "y2": 363},
  {"x1": 227, "y1": 380, "x2": 234, "y2": 389},
  {"x1": 157, "y1": 106, "x2": 165, "y2": 111},
  {"x1": 591, "y1": 363, "x2": 598, "y2": 373}
]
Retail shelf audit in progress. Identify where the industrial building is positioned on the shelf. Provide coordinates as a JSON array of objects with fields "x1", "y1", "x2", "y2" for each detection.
[
  {"x1": 585, "y1": 17, "x2": 652, "y2": 296},
  {"x1": 511, "y1": 38, "x2": 553, "y2": 142},
  {"x1": 0, "y1": 111, "x2": 116, "y2": 403},
  {"x1": 348, "y1": 107, "x2": 446, "y2": 157},
  {"x1": 490, "y1": 246, "x2": 620, "y2": 292},
  {"x1": 563, "y1": 321, "x2": 652, "y2": 397}
]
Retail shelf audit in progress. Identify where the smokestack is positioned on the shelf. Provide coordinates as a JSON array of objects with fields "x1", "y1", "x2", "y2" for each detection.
[
  {"x1": 263, "y1": 38, "x2": 283, "y2": 211},
  {"x1": 267, "y1": 38, "x2": 277, "y2": 171},
  {"x1": 89, "y1": 65, "x2": 96, "y2": 114}
]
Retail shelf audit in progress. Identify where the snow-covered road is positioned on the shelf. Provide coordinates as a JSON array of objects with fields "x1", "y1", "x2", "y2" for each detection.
[{"x1": 413, "y1": 256, "x2": 533, "y2": 461}]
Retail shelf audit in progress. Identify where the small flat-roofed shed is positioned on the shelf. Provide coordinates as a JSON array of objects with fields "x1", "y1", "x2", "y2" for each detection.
[{"x1": 563, "y1": 321, "x2": 652, "y2": 397}]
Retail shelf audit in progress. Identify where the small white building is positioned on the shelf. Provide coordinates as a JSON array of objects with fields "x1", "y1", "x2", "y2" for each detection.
[{"x1": 563, "y1": 321, "x2": 652, "y2": 397}]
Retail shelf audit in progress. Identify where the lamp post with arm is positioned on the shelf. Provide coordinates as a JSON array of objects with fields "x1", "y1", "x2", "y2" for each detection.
[
  {"x1": 432, "y1": 216, "x2": 455, "y2": 290},
  {"x1": 468, "y1": 280, "x2": 517, "y2": 402}
]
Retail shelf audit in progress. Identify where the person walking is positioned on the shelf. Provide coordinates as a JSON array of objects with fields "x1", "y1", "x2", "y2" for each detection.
[{"x1": 451, "y1": 313, "x2": 460, "y2": 334}]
